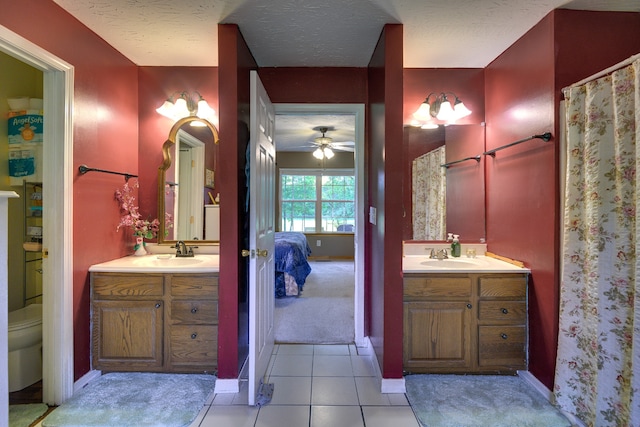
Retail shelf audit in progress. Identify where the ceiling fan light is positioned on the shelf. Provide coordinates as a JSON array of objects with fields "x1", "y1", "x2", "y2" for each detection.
[
  {"x1": 313, "y1": 148, "x2": 324, "y2": 159},
  {"x1": 324, "y1": 147, "x2": 335, "y2": 159}
]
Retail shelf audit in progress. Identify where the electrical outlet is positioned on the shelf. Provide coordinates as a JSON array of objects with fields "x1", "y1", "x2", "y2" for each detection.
[{"x1": 316, "y1": 240, "x2": 321, "y2": 247}]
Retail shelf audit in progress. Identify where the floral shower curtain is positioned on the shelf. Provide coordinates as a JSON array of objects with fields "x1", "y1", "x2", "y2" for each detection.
[
  {"x1": 412, "y1": 146, "x2": 446, "y2": 240},
  {"x1": 555, "y1": 59, "x2": 640, "y2": 427}
]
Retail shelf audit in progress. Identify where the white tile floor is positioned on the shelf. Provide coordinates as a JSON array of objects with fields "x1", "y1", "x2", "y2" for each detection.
[{"x1": 190, "y1": 344, "x2": 421, "y2": 427}]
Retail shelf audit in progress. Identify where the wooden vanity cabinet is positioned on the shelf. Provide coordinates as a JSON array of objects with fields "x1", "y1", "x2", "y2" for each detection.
[
  {"x1": 403, "y1": 272, "x2": 527, "y2": 374},
  {"x1": 167, "y1": 274, "x2": 218, "y2": 372},
  {"x1": 91, "y1": 272, "x2": 218, "y2": 373}
]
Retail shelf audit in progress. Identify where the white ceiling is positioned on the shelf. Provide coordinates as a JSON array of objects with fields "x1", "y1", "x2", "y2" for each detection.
[
  {"x1": 49, "y1": 0, "x2": 639, "y2": 151},
  {"x1": 51, "y1": 0, "x2": 640, "y2": 68}
]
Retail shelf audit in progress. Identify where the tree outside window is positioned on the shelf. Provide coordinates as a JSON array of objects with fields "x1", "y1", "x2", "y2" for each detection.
[{"x1": 280, "y1": 169, "x2": 355, "y2": 233}]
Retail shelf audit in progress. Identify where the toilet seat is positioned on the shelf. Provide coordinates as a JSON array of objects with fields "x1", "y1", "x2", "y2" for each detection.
[{"x1": 8, "y1": 304, "x2": 42, "y2": 332}]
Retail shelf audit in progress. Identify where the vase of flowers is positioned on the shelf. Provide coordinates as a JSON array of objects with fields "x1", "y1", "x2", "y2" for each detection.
[{"x1": 115, "y1": 180, "x2": 172, "y2": 256}]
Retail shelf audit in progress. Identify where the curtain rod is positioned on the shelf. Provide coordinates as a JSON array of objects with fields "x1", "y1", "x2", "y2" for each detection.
[{"x1": 563, "y1": 52, "x2": 640, "y2": 92}]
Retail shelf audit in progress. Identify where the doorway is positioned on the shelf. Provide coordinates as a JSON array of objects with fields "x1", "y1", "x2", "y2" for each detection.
[
  {"x1": 0, "y1": 26, "x2": 74, "y2": 408},
  {"x1": 273, "y1": 104, "x2": 366, "y2": 347}
]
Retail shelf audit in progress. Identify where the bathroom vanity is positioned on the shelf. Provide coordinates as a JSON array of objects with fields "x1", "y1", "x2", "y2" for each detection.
[
  {"x1": 89, "y1": 255, "x2": 219, "y2": 373},
  {"x1": 403, "y1": 251, "x2": 529, "y2": 374}
]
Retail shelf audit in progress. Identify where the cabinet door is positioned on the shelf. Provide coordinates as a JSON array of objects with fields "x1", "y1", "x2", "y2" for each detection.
[
  {"x1": 403, "y1": 301, "x2": 472, "y2": 372},
  {"x1": 92, "y1": 300, "x2": 163, "y2": 370}
]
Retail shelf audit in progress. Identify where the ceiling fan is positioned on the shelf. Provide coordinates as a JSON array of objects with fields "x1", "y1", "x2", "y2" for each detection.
[{"x1": 309, "y1": 126, "x2": 354, "y2": 159}]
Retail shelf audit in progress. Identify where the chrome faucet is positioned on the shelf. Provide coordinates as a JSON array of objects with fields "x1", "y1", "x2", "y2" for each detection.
[
  {"x1": 175, "y1": 240, "x2": 195, "y2": 257},
  {"x1": 430, "y1": 248, "x2": 448, "y2": 260}
]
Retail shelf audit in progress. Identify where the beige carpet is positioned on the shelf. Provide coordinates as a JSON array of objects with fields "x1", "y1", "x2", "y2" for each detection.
[{"x1": 274, "y1": 260, "x2": 355, "y2": 344}]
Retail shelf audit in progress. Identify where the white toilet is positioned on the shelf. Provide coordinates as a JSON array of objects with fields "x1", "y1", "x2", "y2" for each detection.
[{"x1": 8, "y1": 303, "x2": 43, "y2": 392}]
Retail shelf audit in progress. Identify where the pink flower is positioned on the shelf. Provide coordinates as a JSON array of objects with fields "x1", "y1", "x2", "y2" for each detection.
[{"x1": 115, "y1": 181, "x2": 173, "y2": 239}]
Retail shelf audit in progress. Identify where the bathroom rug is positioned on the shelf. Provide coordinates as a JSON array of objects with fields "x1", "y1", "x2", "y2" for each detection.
[
  {"x1": 405, "y1": 374, "x2": 572, "y2": 427},
  {"x1": 42, "y1": 372, "x2": 215, "y2": 427},
  {"x1": 9, "y1": 402, "x2": 48, "y2": 427}
]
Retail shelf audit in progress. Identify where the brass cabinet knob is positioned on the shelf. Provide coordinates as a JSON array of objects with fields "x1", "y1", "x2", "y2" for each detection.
[
  {"x1": 501, "y1": 308, "x2": 509, "y2": 314},
  {"x1": 191, "y1": 307, "x2": 198, "y2": 314},
  {"x1": 155, "y1": 303, "x2": 161, "y2": 309},
  {"x1": 191, "y1": 333, "x2": 198, "y2": 339},
  {"x1": 466, "y1": 303, "x2": 472, "y2": 309},
  {"x1": 501, "y1": 333, "x2": 508, "y2": 340}
]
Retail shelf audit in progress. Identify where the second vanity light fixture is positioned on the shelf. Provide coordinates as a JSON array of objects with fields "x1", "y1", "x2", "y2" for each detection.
[
  {"x1": 156, "y1": 92, "x2": 217, "y2": 127},
  {"x1": 412, "y1": 92, "x2": 472, "y2": 128}
]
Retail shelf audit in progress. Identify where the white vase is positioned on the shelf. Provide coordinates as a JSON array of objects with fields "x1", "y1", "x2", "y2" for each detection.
[{"x1": 134, "y1": 236, "x2": 147, "y2": 256}]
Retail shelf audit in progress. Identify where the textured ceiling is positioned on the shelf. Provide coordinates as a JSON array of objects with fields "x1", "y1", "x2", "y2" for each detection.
[
  {"x1": 50, "y1": 0, "x2": 639, "y2": 151},
  {"x1": 52, "y1": 0, "x2": 640, "y2": 68}
]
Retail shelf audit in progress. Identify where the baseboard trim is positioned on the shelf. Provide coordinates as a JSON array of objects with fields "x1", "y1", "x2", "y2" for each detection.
[
  {"x1": 381, "y1": 377, "x2": 406, "y2": 394},
  {"x1": 214, "y1": 378, "x2": 240, "y2": 394},
  {"x1": 518, "y1": 370, "x2": 585, "y2": 427},
  {"x1": 74, "y1": 369, "x2": 101, "y2": 394},
  {"x1": 360, "y1": 337, "x2": 406, "y2": 394}
]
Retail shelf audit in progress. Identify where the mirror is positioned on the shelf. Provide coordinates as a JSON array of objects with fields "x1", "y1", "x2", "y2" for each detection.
[
  {"x1": 404, "y1": 124, "x2": 486, "y2": 242},
  {"x1": 158, "y1": 116, "x2": 220, "y2": 245}
]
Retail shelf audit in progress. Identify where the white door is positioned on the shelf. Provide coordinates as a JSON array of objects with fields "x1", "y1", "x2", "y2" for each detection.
[{"x1": 247, "y1": 70, "x2": 276, "y2": 406}]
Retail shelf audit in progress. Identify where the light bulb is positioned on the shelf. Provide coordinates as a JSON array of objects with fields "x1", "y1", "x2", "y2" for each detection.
[
  {"x1": 313, "y1": 148, "x2": 324, "y2": 159},
  {"x1": 324, "y1": 147, "x2": 335, "y2": 159},
  {"x1": 453, "y1": 100, "x2": 472, "y2": 119},
  {"x1": 173, "y1": 97, "x2": 190, "y2": 119},
  {"x1": 156, "y1": 100, "x2": 175, "y2": 119},
  {"x1": 436, "y1": 99, "x2": 454, "y2": 121},
  {"x1": 412, "y1": 102, "x2": 432, "y2": 121}
]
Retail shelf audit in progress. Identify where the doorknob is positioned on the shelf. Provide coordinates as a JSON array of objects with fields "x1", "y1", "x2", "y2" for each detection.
[
  {"x1": 241, "y1": 249, "x2": 253, "y2": 257},
  {"x1": 257, "y1": 249, "x2": 268, "y2": 257}
]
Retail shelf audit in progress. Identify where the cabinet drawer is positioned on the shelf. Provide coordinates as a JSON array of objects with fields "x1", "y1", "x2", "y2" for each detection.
[
  {"x1": 93, "y1": 274, "x2": 164, "y2": 298},
  {"x1": 171, "y1": 300, "x2": 218, "y2": 325},
  {"x1": 478, "y1": 325, "x2": 526, "y2": 367},
  {"x1": 479, "y1": 276, "x2": 526, "y2": 298},
  {"x1": 404, "y1": 276, "x2": 472, "y2": 299},
  {"x1": 169, "y1": 325, "x2": 218, "y2": 364},
  {"x1": 170, "y1": 275, "x2": 218, "y2": 298},
  {"x1": 478, "y1": 301, "x2": 526, "y2": 323}
]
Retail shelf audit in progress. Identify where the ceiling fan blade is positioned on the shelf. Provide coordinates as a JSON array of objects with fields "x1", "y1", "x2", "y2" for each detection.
[{"x1": 332, "y1": 146, "x2": 354, "y2": 152}]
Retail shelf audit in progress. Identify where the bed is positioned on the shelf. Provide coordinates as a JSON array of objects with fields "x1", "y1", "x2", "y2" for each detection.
[{"x1": 274, "y1": 232, "x2": 312, "y2": 298}]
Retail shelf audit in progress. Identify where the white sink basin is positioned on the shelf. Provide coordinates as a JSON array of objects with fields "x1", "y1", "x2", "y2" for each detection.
[
  {"x1": 403, "y1": 255, "x2": 529, "y2": 273},
  {"x1": 138, "y1": 256, "x2": 206, "y2": 267},
  {"x1": 420, "y1": 259, "x2": 484, "y2": 268},
  {"x1": 89, "y1": 254, "x2": 219, "y2": 273}
]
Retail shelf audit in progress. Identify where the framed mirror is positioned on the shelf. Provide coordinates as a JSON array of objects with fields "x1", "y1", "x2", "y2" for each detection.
[
  {"x1": 404, "y1": 123, "x2": 486, "y2": 242},
  {"x1": 157, "y1": 116, "x2": 220, "y2": 245}
]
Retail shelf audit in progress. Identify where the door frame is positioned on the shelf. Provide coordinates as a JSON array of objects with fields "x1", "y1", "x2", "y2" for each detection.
[
  {"x1": 274, "y1": 103, "x2": 366, "y2": 347},
  {"x1": 175, "y1": 129, "x2": 205, "y2": 240},
  {"x1": 0, "y1": 25, "x2": 75, "y2": 405}
]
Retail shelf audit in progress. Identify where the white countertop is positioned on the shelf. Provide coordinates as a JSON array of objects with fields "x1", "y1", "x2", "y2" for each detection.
[
  {"x1": 403, "y1": 255, "x2": 530, "y2": 273},
  {"x1": 89, "y1": 254, "x2": 220, "y2": 273}
]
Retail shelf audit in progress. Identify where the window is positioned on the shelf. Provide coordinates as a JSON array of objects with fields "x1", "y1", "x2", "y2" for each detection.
[{"x1": 280, "y1": 169, "x2": 355, "y2": 233}]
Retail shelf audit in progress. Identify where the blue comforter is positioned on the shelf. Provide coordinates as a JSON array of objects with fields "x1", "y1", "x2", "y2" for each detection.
[{"x1": 274, "y1": 232, "x2": 312, "y2": 298}]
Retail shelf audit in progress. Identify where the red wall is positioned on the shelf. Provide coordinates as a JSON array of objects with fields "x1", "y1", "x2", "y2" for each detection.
[
  {"x1": 217, "y1": 24, "x2": 257, "y2": 378},
  {"x1": 367, "y1": 24, "x2": 405, "y2": 379},
  {"x1": 0, "y1": 0, "x2": 139, "y2": 379},
  {"x1": 484, "y1": 9, "x2": 640, "y2": 388},
  {"x1": 259, "y1": 68, "x2": 368, "y2": 103}
]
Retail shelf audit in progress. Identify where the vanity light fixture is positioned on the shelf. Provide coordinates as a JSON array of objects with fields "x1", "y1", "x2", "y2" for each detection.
[
  {"x1": 156, "y1": 92, "x2": 217, "y2": 127},
  {"x1": 413, "y1": 92, "x2": 472, "y2": 124}
]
